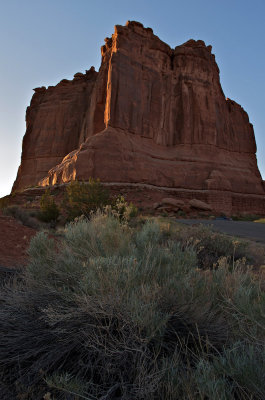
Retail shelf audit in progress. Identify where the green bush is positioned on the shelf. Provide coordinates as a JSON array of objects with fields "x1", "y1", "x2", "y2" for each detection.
[
  {"x1": 65, "y1": 178, "x2": 110, "y2": 220},
  {"x1": 39, "y1": 189, "x2": 60, "y2": 223},
  {"x1": 0, "y1": 215, "x2": 264, "y2": 399},
  {"x1": 176, "y1": 209, "x2": 186, "y2": 217}
]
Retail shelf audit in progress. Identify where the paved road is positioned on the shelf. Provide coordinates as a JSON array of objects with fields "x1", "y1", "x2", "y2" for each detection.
[{"x1": 177, "y1": 220, "x2": 265, "y2": 244}]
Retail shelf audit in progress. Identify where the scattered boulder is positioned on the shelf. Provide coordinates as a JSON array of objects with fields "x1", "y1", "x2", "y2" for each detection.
[
  {"x1": 161, "y1": 198, "x2": 185, "y2": 208},
  {"x1": 189, "y1": 199, "x2": 212, "y2": 211}
]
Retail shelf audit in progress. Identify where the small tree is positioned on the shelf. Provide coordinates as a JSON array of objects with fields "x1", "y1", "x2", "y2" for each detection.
[
  {"x1": 65, "y1": 178, "x2": 110, "y2": 220},
  {"x1": 39, "y1": 189, "x2": 60, "y2": 222}
]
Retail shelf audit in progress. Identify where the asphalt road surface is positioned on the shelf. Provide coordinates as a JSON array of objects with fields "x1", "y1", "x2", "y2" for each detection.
[{"x1": 177, "y1": 220, "x2": 265, "y2": 244}]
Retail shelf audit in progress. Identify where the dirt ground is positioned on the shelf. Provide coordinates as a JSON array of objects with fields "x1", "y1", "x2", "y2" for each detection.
[{"x1": 0, "y1": 211, "x2": 37, "y2": 268}]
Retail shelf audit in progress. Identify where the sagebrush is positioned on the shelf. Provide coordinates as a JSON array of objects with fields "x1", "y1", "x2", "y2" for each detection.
[{"x1": 0, "y1": 214, "x2": 264, "y2": 399}]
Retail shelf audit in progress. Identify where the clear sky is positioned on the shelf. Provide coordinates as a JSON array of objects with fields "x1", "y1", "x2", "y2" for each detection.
[{"x1": 0, "y1": 0, "x2": 264, "y2": 197}]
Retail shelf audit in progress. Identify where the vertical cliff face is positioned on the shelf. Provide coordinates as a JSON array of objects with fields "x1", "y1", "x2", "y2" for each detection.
[
  {"x1": 12, "y1": 21, "x2": 264, "y2": 214},
  {"x1": 100, "y1": 22, "x2": 256, "y2": 153},
  {"x1": 13, "y1": 68, "x2": 98, "y2": 191}
]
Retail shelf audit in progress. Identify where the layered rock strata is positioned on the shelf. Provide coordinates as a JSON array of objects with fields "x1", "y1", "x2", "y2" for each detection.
[{"x1": 13, "y1": 21, "x2": 265, "y2": 214}]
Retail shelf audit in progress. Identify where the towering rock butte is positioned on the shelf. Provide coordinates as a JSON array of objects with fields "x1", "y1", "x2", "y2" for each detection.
[{"x1": 13, "y1": 21, "x2": 265, "y2": 215}]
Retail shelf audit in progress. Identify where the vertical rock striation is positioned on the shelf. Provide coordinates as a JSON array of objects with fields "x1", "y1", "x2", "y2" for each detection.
[
  {"x1": 13, "y1": 21, "x2": 265, "y2": 214},
  {"x1": 14, "y1": 68, "x2": 98, "y2": 189}
]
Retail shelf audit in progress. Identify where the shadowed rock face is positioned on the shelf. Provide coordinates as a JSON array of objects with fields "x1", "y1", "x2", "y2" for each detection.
[
  {"x1": 13, "y1": 21, "x2": 265, "y2": 214},
  {"x1": 13, "y1": 67, "x2": 98, "y2": 189}
]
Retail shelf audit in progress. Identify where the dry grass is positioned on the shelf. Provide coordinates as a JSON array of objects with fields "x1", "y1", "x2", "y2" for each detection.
[{"x1": 254, "y1": 218, "x2": 265, "y2": 224}]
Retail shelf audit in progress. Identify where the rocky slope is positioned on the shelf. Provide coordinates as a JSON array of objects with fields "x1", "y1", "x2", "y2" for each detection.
[{"x1": 13, "y1": 21, "x2": 265, "y2": 215}]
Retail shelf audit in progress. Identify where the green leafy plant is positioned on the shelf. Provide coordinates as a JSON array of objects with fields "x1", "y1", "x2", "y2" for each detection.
[
  {"x1": 39, "y1": 189, "x2": 60, "y2": 222},
  {"x1": 176, "y1": 209, "x2": 186, "y2": 217},
  {"x1": 65, "y1": 178, "x2": 110, "y2": 220}
]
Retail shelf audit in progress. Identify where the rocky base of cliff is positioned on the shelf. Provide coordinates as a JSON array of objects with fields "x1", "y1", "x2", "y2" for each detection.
[{"x1": 8, "y1": 181, "x2": 265, "y2": 218}]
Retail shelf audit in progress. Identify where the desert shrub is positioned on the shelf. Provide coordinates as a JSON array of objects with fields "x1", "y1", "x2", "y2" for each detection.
[
  {"x1": 0, "y1": 215, "x2": 264, "y2": 399},
  {"x1": 232, "y1": 214, "x2": 262, "y2": 221},
  {"x1": 2, "y1": 205, "x2": 40, "y2": 229},
  {"x1": 0, "y1": 266, "x2": 20, "y2": 286},
  {"x1": 196, "y1": 344, "x2": 265, "y2": 400},
  {"x1": 173, "y1": 223, "x2": 248, "y2": 269},
  {"x1": 176, "y1": 209, "x2": 186, "y2": 217},
  {"x1": 254, "y1": 218, "x2": 265, "y2": 223},
  {"x1": 65, "y1": 178, "x2": 110, "y2": 220},
  {"x1": 104, "y1": 194, "x2": 138, "y2": 222},
  {"x1": 39, "y1": 189, "x2": 60, "y2": 223}
]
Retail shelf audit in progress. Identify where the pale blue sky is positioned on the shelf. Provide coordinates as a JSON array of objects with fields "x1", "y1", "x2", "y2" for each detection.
[{"x1": 0, "y1": 0, "x2": 264, "y2": 197}]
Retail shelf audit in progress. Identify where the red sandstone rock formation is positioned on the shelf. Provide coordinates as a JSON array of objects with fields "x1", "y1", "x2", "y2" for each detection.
[
  {"x1": 14, "y1": 67, "x2": 98, "y2": 189},
  {"x1": 13, "y1": 21, "x2": 265, "y2": 215}
]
